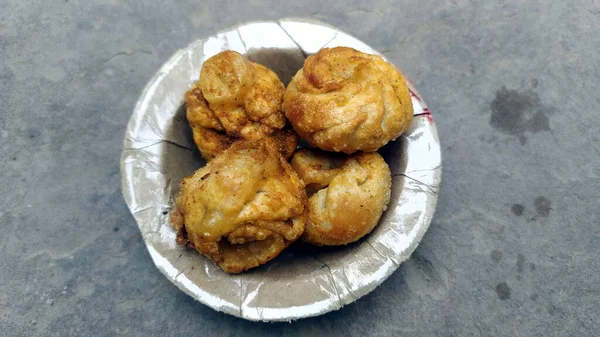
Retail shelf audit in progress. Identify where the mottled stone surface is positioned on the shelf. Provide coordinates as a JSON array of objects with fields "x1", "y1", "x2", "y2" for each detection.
[{"x1": 1, "y1": 1, "x2": 599, "y2": 336}]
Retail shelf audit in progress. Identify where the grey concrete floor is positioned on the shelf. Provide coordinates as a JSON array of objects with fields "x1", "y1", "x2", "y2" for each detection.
[{"x1": 2, "y1": 1, "x2": 599, "y2": 336}]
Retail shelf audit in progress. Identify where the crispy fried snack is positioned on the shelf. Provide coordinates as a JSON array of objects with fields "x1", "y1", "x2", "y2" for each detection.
[
  {"x1": 170, "y1": 140, "x2": 308, "y2": 273},
  {"x1": 284, "y1": 47, "x2": 413, "y2": 153},
  {"x1": 291, "y1": 149, "x2": 391, "y2": 246},
  {"x1": 185, "y1": 50, "x2": 298, "y2": 160}
]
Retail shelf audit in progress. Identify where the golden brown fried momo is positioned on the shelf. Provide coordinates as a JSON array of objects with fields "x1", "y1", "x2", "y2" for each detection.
[
  {"x1": 171, "y1": 140, "x2": 308, "y2": 273},
  {"x1": 284, "y1": 47, "x2": 413, "y2": 153},
  {"x1": 185, "y1": 50, "x2": 298, "y2": 160},
  {"x1": 291, "y1": 149, "x2": 392, "y2": 246}
]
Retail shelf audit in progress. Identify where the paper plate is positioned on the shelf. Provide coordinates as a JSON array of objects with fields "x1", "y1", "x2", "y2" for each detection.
[{"x1": 120, "y1": 18, "x2": 441, "y2": 322}]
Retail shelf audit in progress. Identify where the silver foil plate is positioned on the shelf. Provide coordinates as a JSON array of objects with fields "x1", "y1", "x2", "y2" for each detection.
[{"x1": 120, "y1": 18, "x2": 441, "y2": 322}]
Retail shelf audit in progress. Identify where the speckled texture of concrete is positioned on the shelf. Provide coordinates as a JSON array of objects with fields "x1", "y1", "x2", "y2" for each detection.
[{"x1": 1, "y1": 1, "x2": 599, "y2": 336}]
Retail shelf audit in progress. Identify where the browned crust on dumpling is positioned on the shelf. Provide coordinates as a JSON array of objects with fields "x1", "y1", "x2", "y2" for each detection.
[
  {"x1": 170, "y1": 140, "x2": 308, "y2": 273},
  {"x1": 284, "y1": 47, "x2": 413, "y2": 154},
  {"x1": 185, "y1": 50, "x2": 297, "y2": 160},
  {"x1": 291, "y1": 149, "x2": 391, "y2": 246}
]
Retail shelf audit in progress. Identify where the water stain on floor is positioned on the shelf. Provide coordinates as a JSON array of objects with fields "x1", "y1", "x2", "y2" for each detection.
[
  {"x1": 490, "y1": 250, "x2": 503, "y2": 263},
  {"x1": 511, "y1": 204, "x2": 524, "y2": 216},
  {"x1": 495, "y1": 282, "x2": 511, "y2": 300},
  {"x1": 534, "y1": 196, "x2": 552, "y2": 217},
  {"x1": 489, "y1": 86, "x2": 553, "y2": 145}
]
